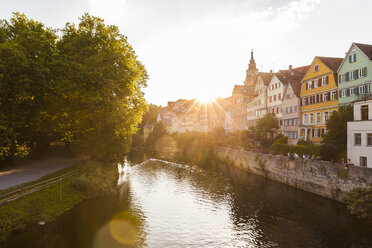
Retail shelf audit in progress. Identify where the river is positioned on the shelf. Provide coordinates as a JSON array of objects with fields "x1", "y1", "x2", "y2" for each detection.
[{"x1": 2, "y1": 153, "x2": 372, "y2": 247}]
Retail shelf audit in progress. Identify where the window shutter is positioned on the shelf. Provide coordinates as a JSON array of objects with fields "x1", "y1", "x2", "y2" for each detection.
[
  {"x1": 318, "y1": 79, "x2": 321, "y2": 87},
  {"x1": 354, "y1": 69, "x2": 359, "y2": 79},
  {"x1": 364, "y1": 67, "x2": 367, "y2": 77},
  {"x1": 306, "y1": 83, "x2": 308, "y2": 90},
  {"x1": 338, "y1": 74, "x2": 341, "y2": 83},
  {"x1": 346, "y1": 72, "x2": 349, "y2": 81},
  {"x1": 366, "y1": 84, "x2": 370, "y2": 93},
  {"x1": 327, "y1": 92, "x2": 331, "y2": 100},
  {"x1": 346, "y1": 88, "x2": 350, "y2": 97},
  {"x1": 312, "y1": 129, "x2": 315, "y2": 137},
  {"x1": 349, "y1": 55, "x2": 352, "y2": 63},
  {"x1": 355, "y1": 87, "x2": 359, "y2": 95},
  {"x1": 326, "y1": 76, "x2": 329, "y2": 85}
]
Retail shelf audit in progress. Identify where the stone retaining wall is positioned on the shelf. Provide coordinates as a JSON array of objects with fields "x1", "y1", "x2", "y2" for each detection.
[{"x1": 215, "y1": 147, "x2": 372, "y2": 202}]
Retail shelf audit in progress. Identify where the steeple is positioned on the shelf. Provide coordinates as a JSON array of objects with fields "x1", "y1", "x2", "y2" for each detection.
[
  {"x1": 244, "y1": 49, "x2": 258, "y2": 86},
  {"x1": 248, "y1": 49, "x2": 257, "y2": 71}
]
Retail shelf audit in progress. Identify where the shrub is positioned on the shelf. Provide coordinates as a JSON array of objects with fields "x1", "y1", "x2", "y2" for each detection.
[
  {"x1": 345, "y1": 187, "x2": 372, "y2": 223},
  {"x1": 70, "y1": 160, "x2": 118, "y2": 198}
]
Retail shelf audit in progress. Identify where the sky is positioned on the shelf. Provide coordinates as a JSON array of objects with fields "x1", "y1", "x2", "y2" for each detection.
[{"x1": 1, "y1": 0, "x2": 372, "y2": 106}]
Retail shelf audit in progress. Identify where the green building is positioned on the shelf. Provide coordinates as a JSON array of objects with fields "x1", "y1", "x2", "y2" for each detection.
[{"x1": 338, "y1": 43, "x2": 372, "y2": 105}]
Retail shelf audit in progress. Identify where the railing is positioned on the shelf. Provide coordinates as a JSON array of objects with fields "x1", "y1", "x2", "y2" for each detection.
[{"x1": 0, "y1": 169, "x2": 78, "y2": 205}]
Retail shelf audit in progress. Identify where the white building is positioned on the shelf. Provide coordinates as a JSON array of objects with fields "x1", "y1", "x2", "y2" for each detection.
[{"x1": 347, "y1": 98, "x2": 372, "y2": 167}]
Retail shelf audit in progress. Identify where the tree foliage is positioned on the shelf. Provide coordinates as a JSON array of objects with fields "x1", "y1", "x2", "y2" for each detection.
[
  {"x1": 254, "y1": 113, "x2": 279, "y2": 148},
  {"x1": 0, "y1": 13, "x2": 148, "y2": 164},
  {"x1": 321, "y1": 105, "x2": 353, "y2": 161}
]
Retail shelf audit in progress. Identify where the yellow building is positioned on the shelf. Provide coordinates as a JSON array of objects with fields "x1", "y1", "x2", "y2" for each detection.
[{"x1": 299, "y1": 57, "x2": 343, "y2": 144}]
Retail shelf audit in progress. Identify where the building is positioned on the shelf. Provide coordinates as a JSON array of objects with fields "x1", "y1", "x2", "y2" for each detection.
[
  {"x1": 231, "y1": 50, "x2": 257, "y2": 130},
  {"x1": 267, "y1": 71, "x2": 289, "y2": 127},
  {"x1": 338, "y1": 43, "x2": 372, "y2": 106},
  {"x1": 347, "y1": 99, "x2": 372, "y2": 167},
  {"x1": 299, "y1": 56, "x2": 343, "y2": 144},
  {"x1": 247, "y1": 72, "x2": 272, "y2": 126},
  {"x1": 281, "y1": 65, "x2": 309, "y2": 144}
]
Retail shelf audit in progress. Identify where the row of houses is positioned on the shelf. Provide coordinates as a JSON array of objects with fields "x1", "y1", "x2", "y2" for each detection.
[{"x1": 155, "y1": 43, "x2": 372, "y2": 167}]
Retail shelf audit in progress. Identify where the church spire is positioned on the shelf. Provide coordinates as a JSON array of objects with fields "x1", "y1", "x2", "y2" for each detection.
[{"x1": 248, "y1": 49, "x2": 257, "y2": 71}]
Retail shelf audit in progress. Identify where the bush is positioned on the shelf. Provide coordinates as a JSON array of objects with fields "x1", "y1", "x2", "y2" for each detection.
[
  {"x1": 345, "y1": 187, "x2": 372, "y2": 223},
  {"x1": 70, "y1": 160, "x2": 118, "y2": 198},
  {"x1": 271, "y1": 136, "x2": 289, "y2": 155}
]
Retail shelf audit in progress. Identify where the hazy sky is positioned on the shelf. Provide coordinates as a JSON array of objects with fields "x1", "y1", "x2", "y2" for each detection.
[{"x1": 1, "y1": 0, "x2": 372, "y2": 106}]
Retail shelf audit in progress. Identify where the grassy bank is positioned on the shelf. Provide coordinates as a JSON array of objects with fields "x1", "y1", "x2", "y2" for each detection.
[{"x1": 0, "y1": 159, "x2": 118, "y2": 242}]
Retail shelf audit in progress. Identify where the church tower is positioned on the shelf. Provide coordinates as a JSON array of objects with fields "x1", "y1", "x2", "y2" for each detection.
[{"x1": 244, "y1": 49, "x2": 258, "y2": 86}]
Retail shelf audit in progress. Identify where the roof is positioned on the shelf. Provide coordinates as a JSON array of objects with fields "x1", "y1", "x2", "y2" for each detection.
[
  {"x1": 232, "y1": 85, "x2": 255, "y2": 96},
  {"x1": 316, "y1": 56, "x2": 343, "y2": 72},
  {"x1": 354, "y1": 43, "x2": 372, "y2": 59},
  {"x1": 292, "y1": 65, "x2": 310, "y2": 74},
  {"x1": 287, "y1": 76, "x2": 303, "y2": 97},
  {"x1": 258, "y1": 72, "x2": 273, "y2": 86}
]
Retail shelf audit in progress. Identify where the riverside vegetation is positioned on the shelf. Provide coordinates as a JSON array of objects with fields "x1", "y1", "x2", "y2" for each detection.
[{"x1": 0, "y1": 160, "x2": 118, "y2": 242}]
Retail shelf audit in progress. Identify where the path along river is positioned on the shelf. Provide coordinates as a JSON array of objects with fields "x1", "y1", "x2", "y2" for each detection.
[{"x1": 2, "y1": 153, "x2": 372, "y2": 247}]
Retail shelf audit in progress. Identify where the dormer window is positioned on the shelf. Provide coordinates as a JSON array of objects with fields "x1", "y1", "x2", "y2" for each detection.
[{"x1": 314, "y1": 64, "x2": 319, "y2": 72}]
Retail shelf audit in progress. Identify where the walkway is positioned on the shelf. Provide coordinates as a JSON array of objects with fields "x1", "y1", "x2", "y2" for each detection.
[{"x1": 0, "y1": 147, "x2": 88, "y2": 190}]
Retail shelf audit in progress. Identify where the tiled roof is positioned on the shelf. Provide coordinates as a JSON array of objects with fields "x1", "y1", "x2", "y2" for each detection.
[
  {"x1": 288, "y1": 76, "x2": 303, "y2": 98},
  {"x1": 258, "y1": 72, "x2": 273, "y2": 86},
  {"x1": 292, "y1": 65, "x2": 310, "y2": 74},
  {"x1": 355, "y1": 43, "x2": 372, "y2": 59},
  {"x1": 317, "y1": 56, "x2": 343, "y2": 72},
  {"x1": 232, "y1": 85, "x2": 255, "y2": 96}
]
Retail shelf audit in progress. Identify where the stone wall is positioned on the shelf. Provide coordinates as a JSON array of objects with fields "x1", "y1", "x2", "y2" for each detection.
[{"x1": 215, "y1": 147, "x2": 372, "y2": 202}]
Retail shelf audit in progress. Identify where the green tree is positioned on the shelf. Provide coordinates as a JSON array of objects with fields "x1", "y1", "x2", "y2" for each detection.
[
  {"x1": 321, "y1": 105, "x2": 353, "y2": 161},
  {"x1": 0, "y1": 13, "x2": 58, "y2": 160},
  {"x1": 145, "y1": 122, "x2": 168, "y2": 147},
  {"x1": 255, "y1": 113, "x2": 279, "y2": 148},
  {"x1": 54, "y1": 14, "x2": 148, "y2": 162}
]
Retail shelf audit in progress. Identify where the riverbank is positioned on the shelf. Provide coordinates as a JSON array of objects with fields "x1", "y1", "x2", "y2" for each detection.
[
  {"x1": 0, "y1": 160, "x2": 118, "y2": 242},
  {"x1": 215, "y1": 147, "x2": 372, "y2": 202}
]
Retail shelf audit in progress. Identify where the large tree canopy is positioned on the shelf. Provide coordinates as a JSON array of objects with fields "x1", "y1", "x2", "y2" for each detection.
[{"x1": 0, "y1": 13, "x2": 148, "y2": 164}]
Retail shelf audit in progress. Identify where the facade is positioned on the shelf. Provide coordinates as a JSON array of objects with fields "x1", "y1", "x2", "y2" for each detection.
[
  {"x1": 299, "y1": 57, "x2": 342, "y2": 144},
  {"x1": 338, "y1": 43, "x2": 372, "y2": 105},
  {"x1": 267, "y1": 72, "x2": 288, "y2": 127},
  {"x1": 247, "y1": 72, "x2": 272, "y2": 126},
  {"x1": 347, "y1": 99, "x2": 372, "y2": 167},
  {"x1": 231, "y1": 50, "x2": 257, "y2": 130}
]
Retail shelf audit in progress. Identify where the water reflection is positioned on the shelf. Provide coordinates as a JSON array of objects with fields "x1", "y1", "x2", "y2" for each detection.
[{"x1": 2, "y1": 153, "x2": 372, "y2": 248}]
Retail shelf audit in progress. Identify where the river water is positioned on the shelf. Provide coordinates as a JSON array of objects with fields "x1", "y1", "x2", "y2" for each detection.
[{"x1": 2, "y1": 153, "x2": 372, "y2": 248}]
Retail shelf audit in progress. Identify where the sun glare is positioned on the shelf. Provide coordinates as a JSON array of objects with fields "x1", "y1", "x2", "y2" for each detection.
[{"x1": 197, "y1": 95, "x2": 216, "y2": 104}]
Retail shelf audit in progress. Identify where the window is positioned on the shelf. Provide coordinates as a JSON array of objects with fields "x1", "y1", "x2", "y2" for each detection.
[
  {"x1": 278, "y1": 93, "x2": 281, "y2": 100},
  {"x1": 294, "y1": 106, "x2": 297, "y2": 112},
  {"x1": 354, "y1": 133, "x2": 361, "y2": 146},
  {"x1": 359, "y1": 68, "x2": 364, "y2": 78},
  {"x1": 316, "y1": 112, "x2": 321, "y2": 124},
  {"x1": 314, "y1": 64, "x2": 319, "y2": 72},
  {"x1": 367, "y1": 134, "x2": 372, "y2": 146},
  {"x1": 321, "y1": 77, "x2": 327, "y2": 86},
  {"x1": 360, "y1": 157, "x2": 367, "y2": 167},
  {"x1": 302, "y1": 98, "x2": 306, "y2": 106},
  {"x1": 314, "y1": 129, "x2": 320, "y2": 138},
  {"x1": 324, "y1": 111, "x2": 329, "y2": 123},
  {"x1": 307, "y1": 81, "x2": 312, "y2": 90},
  {"x1": 341, "y1": 89, "x2": 346, "y2": 97},
  {"x1": 269, "y1": 96, "x2": 272, "y2": 102},
  {"x1": 361, "y1": 105, "x2": 369, "y2": 120},
  {"x1": 331, "y1": 91, "x2": 336, "y2": 100},
  {"x1": 359, "y1": 86, "x2": 365, "y2": 94},
  {"x1": 274, "y1": 95, "x2": 276, "y2": 101},
  {"x1": 350, "y1": 88, "x2": 355, "y2": 96},
  {"x1": 322, "y1": 93, "x2": 328, "y2": 102},
  {"x1": 314, "y1": 79, "x2": 319, "y2": 88},
  {"x1": 310, "y1": 113, "x2": 314, "y2": 124},
  {"x1": 349, "y1": 53, "x2": 357, "y2": 63},
  {"x1": 350, "y1": 70, "x2": 354, "y2": 80},
  {"x1": 303, "y1": 114, "x2": 308, "y2": 125}
]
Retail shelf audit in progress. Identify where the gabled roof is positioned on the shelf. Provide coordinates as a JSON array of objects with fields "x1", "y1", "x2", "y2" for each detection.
[
  {"x1": 292, "y1": 65, "x2": 310, "y2": 74},
  {"x1": 317, "y1": 56, "x2": 343, "y2": 72},
  {"x1": 232, "y1": 85, "x2": 255, "y2": 96},
  {"x1": 258, "y1": 72, "x2": 273, "y2": 86},
  {"x1": 287, "y1": 77, "x2": 303, "y2": 98},
  {"x1": 354, "y1": 43, "x2": 372, "y2": 59}
]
